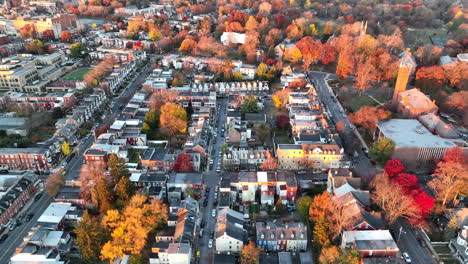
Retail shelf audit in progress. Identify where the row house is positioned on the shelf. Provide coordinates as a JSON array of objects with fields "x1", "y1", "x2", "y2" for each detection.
[
  {"x1": 72, "y1": 90, "x2": 105, "y2": 121},
  {"x1": 177, "y1": 91, "x2": 216, "y2": 109},
  {"x1": 290, "y1": 119, "x2": 329, "y2": 136},
  {"x1": 449, "y1": 226, "x2": 468, "y2": 264},
  {"x1": 276, "y1": 143, "x2": 350, "y2": 171},
  {"x1": 139, "y1": 148, "x2": 175, "y2": 172},
  {"x1": 55, "y1": 112, "x2": 84, "y2": 131},
  {"x1": 167, "y1": 173, "x2": 203, "y2": 192},
  {"x1": 0, "y1": 147, "x2": 51, "y2": 171},
  {"x1": 222, "y1": 148, "x2": 270, "y2": 171},
  {"x1": 150, "y1": 242, "x2": 191, "y2": 264},
  {"x1": 230, "y1": 171, "x2": 298, "y2": 205},
  {"x1": 215, "y1": 208, "x2": 246, "y2": 253},
  {"x1": 100, "y1": 60, "x2": 138, "y2": 95},
  {"x1": 90, "y1": 47, "x2": 147, "y2": 62},
  {"x1": 256, "y1": 221, "x2": 307, "y2": 252},
  {"x1": 8, "y1": 91, "x2": 76, "y2": 111},
  {"x1": 0, "y1": 172, "x2": 39, "y2": 227},
  {"x1": 213, "y1": 81, "x2": 269, "y2": 94},
  {"x1": 36, "y1": 202, "x2": 81, "y2": 231}
]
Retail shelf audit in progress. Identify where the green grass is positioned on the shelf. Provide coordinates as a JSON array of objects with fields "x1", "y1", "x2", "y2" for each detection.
[
  {"x1": 63, "y1": 68, "x2": 92, "y2": 81},
  {"x1": 338, "y1": 92, "x2": 379, "y2": 112}
]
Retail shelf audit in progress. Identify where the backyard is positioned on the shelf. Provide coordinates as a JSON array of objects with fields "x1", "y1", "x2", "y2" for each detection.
[{"x1": 63, "y1": 68, "x2": 92, "y2": 81}]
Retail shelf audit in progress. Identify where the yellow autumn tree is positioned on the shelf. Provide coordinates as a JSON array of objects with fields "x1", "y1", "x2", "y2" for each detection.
[
  {"x1": 284, "y1": 46, "x2": 303, "y2": 63},
  {"x1": 272, "y1": 88, "x2": 291, "y2": 109},
  {"x1": 100, "y1": 194, "x2": 168, "y2": 261}
]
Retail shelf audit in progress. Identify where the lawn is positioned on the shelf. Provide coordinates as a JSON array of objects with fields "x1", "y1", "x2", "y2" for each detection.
[
  {"x1": 63, "y1": 68, "x2": 92, "y2": 81},
  {"x1": 338, "y1": 92, "x2": 379, "y2": 112}
]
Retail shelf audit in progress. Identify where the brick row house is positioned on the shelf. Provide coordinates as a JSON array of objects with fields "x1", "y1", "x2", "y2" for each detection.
[
  {"x1": 0, "y1": 148, "x2": 51, "y2": 171},
  {"x1": 256, "y1": 221, "x2": 307, "y2": 252}
]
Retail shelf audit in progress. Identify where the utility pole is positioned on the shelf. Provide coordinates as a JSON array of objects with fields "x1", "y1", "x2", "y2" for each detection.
[{"x1": 397, "y1": 226, "x2": 406, "y2": 242}]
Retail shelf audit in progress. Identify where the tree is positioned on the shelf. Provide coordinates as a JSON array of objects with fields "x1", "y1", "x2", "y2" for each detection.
[
  {"x1": 384, "y1": 159, "x2": 406, "y2": 178},
  {"x1": 241, "y1": 95, "x2": 259, "y2": 113},
  {"x1": 442, "y1": 146, "x2": 467, "y2": 164},
  {"x1": 296, "y1": 195, "x2": 313, "y2": 222},
  {"x1": 240, "y1": 241, "x2": 261, "y2": 264},
  {"x1": 52, "y1": 107, "x2": 65, "y2": 119},
  {"x1": 284, "y1": 46, "x2": 302, "y2": 64},
  {"x1": 320, "y1": 43, "x2": 337, "y2": 65},
  {"x1": 348, "y1": 106, "x2": 391, "y2": 134},
  {"x1": 319, "y1": 246, "x2": 340, "y2": 264},
  {"x1": 259, "y1": 152, "x2": 278, "y2": 171},
  {"x1": 296, "y1": 36, "x2": 322, "y2": 70},
  {"x1": 100, "y1": 195, "x2": 168, "y2": 261},
  {"x1": 60, "y1": 31, "x2": 72, "y2": 43},
  {"x1": 256, "y1": 63, "x2": 269, "y2": 79},
  {"x1": 445, "y1": 91, "x2": 468, "y2": 117},
  {"x1": 354, "y1": 59, "x2": 376, "y2": 92},
  {"x1": 20, "y1": 24, "x2": 35, "y2": 39},
  {"x1": 92, "y1": 177, "x2": 115, "y2": 213},
  {"x1": 275, "y1": 114, "x2": 290, "y2": 129},
  {"x1": 391, "y1": 173, "x2": 419, "y2": 193},
  {"x1": 272, "y1": 88, "x2": 290, "y2": 109},
  {"x1": 444, "y1": 62, "x2": 467, "y2": 89},
  {"x1": 327, "y1": 199, "x2": 355, "y2": 239},
  {"x1": 45, "y1": 169, "x2": 65, "y2": 197},
  {"x1": 336, "y1": 48, "x2": 354, "y2": 79},
  {"x1": 108, "y1": 153, "x2": 129, "y2": 182},
  {"x1": 336, "y1": 120, "x2": 345, "y2": 132},
  {"x1": 149, "y1": 90, "x2": 179, "y2": 111},
  {"x1": 61, "y1": 141, "x2": 71, "y2": 156},
  {"x1": 25, "y1": 39, "x2": 44, "y2": 54},
  {"x1": 179, "y1": 38, "x2": 197, "y2": 54},
  {"x1": 245, "y1": 16, "x2": 259, "y2": 32},
  {"x1": 369, "y1": 137, "x2": 395, "y2": 165},
  {"x1": 149, "y1": 28, "x2": 162, "y2": 41},
  {"x1": 415, "y1": 66, "x2": 445, "y2": 92},
  {"x1": 338, "y1": 249, "x2": 360, "y2": 264},
  {"x1": 429, "y1": 161, "x2": 468, "y2": 207},
  {"x1": 173, "y1": 153, "x2": 194, "y2": 173},
  {"x1": 160, "y1": 103, "x2": 187, "y2": 135},
  {"x1": 70, "y1": 42, "x2": 85, "y2": 58},
  {"x1": 79, "y1": 160, "x2": 107, "y2": 203},
  {"x1": 309, "y1": 191, "x2": 332, "y2": 223},
  {"x1": 314, "y1": 215, "x2": 330, "y2": 248},
  {"x1": 75, "y1": 210, "x2": 109, "y2": 262},
  {"x1": 370, "y1": 173, "x2": 419, "y2": 224},
  {"x1": 115, "y1": 176, "x2": 135, "y2": 208}
]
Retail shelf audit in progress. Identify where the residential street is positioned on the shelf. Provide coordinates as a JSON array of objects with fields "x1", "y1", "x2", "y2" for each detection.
[
  {"x1": 0, "y1": 194, "x2": 53, "y2": 264},
  {"x1": 396, "y1": 220, "x2": 437, "y2": 264},
  {"x1": 307, "y1": 71, "x2": 375, "y2": 181},
  {"x1": 0, "y1": 60, "x2": 153, "y2": 264},
  {"x1": 198, "y1": 97, "x2": 228, "y2": 264}
]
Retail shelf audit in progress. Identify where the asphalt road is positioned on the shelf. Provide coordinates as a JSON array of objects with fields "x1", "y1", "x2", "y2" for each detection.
[
  {"x1": 307, "y1": 71, "x2": 374, "y2": 181},
  {"x1": 0, "y1": 193, "x2": 53, "y2": 263},
  {"x1": 0, "y1": 60, "x2": 153, "y2": 263},
  {"x1": 198, "y1": 98, "x2": 228, "y2": 264},
  {"x1": 396, "y1": 219, "x2": 437, "y2": 264}
]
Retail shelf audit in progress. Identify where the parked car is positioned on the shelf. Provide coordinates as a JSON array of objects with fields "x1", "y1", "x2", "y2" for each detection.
[
  {"x1": 212, "y1": 209, "x2": 216, "y2": 217},
  {"x1": 0, "y1": 234, "x2": 8, "y2": 243},
  {"x1": 24, "y1": 213, "x2": 34, "y2": 222},
  {"x1": 8, "y1": 221, "x2": 15, "y2": 231},
  {"x1": 34, "y1": 193, "x2": 42, "y2": 201},
  {"x1": 208, "y1": 239, "x2": 213, "y2": 248},
  {"x1": 402, "y1": 252, "x2": 411, "y2": 263}
]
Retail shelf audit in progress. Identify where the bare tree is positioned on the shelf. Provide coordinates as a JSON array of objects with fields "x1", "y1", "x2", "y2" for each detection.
[
  {"x1": 45, "y1": 169, "x2": 65, "y2": 197},
  {"x1": 327, "y1": 199, "x2": 356, "y2": 239},
  {"x1": 370, "y1": 173, "x2": 419, "y2": 224},
  {"x1": 429, "y1": 161, "x2": 468, "y2": 207}
]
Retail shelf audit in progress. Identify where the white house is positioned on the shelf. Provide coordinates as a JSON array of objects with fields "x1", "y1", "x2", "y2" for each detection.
[
  {"x1": 149, "y1": 242, "x2": 191, "y2": 264},
  {"x1": 220, "y1": 32, "x2": 246, "y2": 45},
  {"x1": 215, "y1": 208, "x2": 245, "y2": 253}
]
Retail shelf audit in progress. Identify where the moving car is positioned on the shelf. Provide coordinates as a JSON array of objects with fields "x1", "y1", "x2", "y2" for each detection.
[
  {"x1": 24, "y1": 213, "x2": 34, "y2": 222},
  {"x1": 208, "y1": 239, "x2": 213, "y2": 248},
  {"x1": 212, "y1": 209, "x2": 216, "y2": 217},
  {"x1": 402, "y1": 252, "x2": 411, "y2": 263},
  {"x1": 0, "y1": 234, "x2": 8, "y2": 243}
]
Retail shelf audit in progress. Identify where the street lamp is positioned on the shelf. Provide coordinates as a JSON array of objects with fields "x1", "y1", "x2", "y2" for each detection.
[{"x1": 397, "y1": 226, "x2": 406, "y2": 242}]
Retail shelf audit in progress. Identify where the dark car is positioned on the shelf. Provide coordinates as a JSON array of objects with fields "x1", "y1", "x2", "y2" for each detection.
[
  {"x1": 0, "y1": 234, "x2": 8, "y2": 243},
  {"x1": 210, "y1": 230, "x2": 214, "y2": 238},
  {"x1": 24, "y1": 213, "x2": 34, "y2": 222},
  {"x1": 34, "y1": 193, "x2": 42, "y2": 201}
]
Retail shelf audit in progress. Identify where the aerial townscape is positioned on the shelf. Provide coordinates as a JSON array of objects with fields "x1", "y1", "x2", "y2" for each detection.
[{"x1": 0, "y1": 0, "x2": 466, "y2": 264}]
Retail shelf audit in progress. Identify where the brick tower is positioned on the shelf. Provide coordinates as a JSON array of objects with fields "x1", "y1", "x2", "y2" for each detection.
[{"x1": 392, "y1": 50, "x2": 416, "y2": 104}]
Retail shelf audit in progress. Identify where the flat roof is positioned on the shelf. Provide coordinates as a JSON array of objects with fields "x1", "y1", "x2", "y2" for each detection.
[
  {"x1": 378, "y1": 119, "x2": 461, "y2": 148},
  {"x1": 37, "y1": 202, "x2": 73, "y2": 224}
]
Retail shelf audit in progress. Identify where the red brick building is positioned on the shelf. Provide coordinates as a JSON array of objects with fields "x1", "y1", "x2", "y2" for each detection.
[{"x1": 0, "y1": 148, "x2": 50, "y2": 172}]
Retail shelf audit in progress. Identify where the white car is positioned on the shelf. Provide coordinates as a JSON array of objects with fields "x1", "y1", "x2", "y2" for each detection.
[
  {"x1": 208, "y1": 239, "x2": 213, "y2": 248},
  {"x1": 212, "y1": 209, "x2": 216, "y2": 217},
  {"x1": 402, "y1": 252, "x2": 411, "y2": 263}
]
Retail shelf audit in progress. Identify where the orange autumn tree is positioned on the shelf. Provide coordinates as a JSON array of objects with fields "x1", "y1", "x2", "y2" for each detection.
[
  {"x1": 296, "y1": 36, "x2": 322, "y2": 70},
  {"x1": 259, "y1": 151, "x2": 278, "y2": 171},
  {"x1": 415, "y1": 66, "x2": 445, "y2": 92},
  {"x1": 240, "y1": 241, "x2": 261, "y2": 264},
  {"x1": 272, "y1": 88, "x2": 291, "y2": 109}
]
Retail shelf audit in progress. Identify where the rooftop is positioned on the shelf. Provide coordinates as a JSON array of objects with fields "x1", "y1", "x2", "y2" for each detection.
[{"x1": 378, "y1": 119, "x2": 462, "y2": 148}]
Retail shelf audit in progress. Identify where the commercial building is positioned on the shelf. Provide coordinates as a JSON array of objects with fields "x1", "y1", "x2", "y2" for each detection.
[
  {"x1": 341, "y1": 230, "x2": 399, "y2": 258},
  {"x1": 376, "y1": 119, "x2": 468, "y2": 170},
  {"x1": 11, "y1": 14, "x2": 80, "y2": 38}
]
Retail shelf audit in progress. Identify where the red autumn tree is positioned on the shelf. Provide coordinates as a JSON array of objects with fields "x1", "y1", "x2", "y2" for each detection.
[
  {"x1": 409, "y1": 188, "x2": 435, "y2": 223},
  {"x1": 384, "y1": 159, "x2": 406, "y2": 178},
  {"x1": 320, "y1": 43, "x2": 337, "y2": 65},
  {"x1": 336, "y1": 48, "x2": 354, "y2": 79},
  {"x1": 275, "y1": 114, "x2": 290, "y2": 129},
  {"x1": 60, "y1": 31, "x2": 72, "y2": 43},
  {"x1": 391, "y1": 173, "x2": 419, "y2": 193},
  {"x1": 173, "y1": 153, "x2": 194, "y2": 173},
  {"x1": 443, "y1": 146, "x2": 466, "y2": 164}
]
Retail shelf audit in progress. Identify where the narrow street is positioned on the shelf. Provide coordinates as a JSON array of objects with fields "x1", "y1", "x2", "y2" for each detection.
[{"x1": 198, "y1": 97, "x2": 228, "y2": 264}]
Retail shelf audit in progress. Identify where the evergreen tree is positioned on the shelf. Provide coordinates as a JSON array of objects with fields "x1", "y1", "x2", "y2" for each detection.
[
  {"x1": 115, "y1": 176, "x2": 135, "y2": 209},
  {"x1": 75, "y1": 210, "x2": 109, "y2": 262}
]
